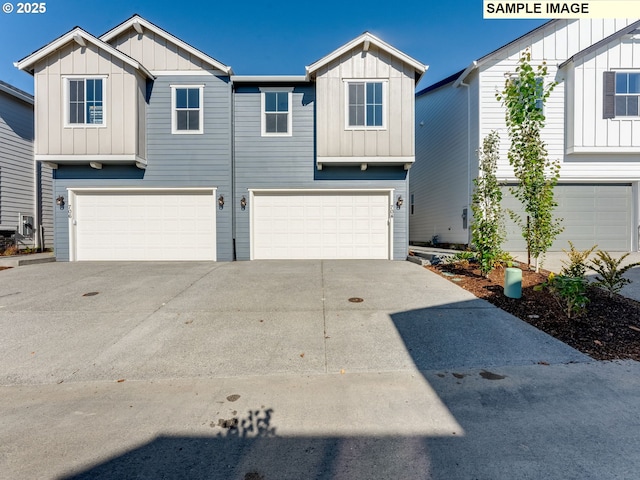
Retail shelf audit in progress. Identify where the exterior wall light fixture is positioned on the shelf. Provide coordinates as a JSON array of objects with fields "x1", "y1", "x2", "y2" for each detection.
[
  {"x1": 396, "y1": 196, "x2": 403, "y2": 209},
  {"x1": 240, "y1": 196, "x2": 247, "y2": 210},
  {"x1": 218, "y1": 195, "x2": 224, "y2": 209},
  {"x1": 56, "y1": 195, "x2": 65, "y2": 210}
]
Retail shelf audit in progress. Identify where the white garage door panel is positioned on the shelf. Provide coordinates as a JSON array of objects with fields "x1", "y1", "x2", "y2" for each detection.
[
  {"x1": 253, "y1": 192, "x2": 390, "y2": 259},
  {"x1": 502, "y1": 184, "x2": 631, "y2": 252},
  {"x1": 74, "y1": 191, "x2": 216, "y2": 261}
]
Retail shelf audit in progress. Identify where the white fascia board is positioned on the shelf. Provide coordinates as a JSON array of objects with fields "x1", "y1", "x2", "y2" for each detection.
[
  {"x1": 100, "y1": 15, "x2": 233, "y2": 75},
  {"x1": 248, "y1": 187, "x2": 394, "y2": 194},
  {"x1": 69, "y1": 187, "x2": 217, "y2": 193},
  {"x1": 16, "y1": 28, "x2": 153, "y2": 79},
  {"x1": 36, "y1": 154, "x2": 141, "y2": 162},
  {"x1": 317, "y1": 156, "x2": 415, "y2": 171},
  {"x1": 231, "y1": 75, "x2": 308, "y2": 83},
  {"x1": 306, "y1": 32, "x2": 427, "y2": 81},
  {"x1": 453, "y1": 61, "x2": 478, "y2": 88},
  {"x1": 0, "y1": 82, "x2": 33, "y2": 104}
]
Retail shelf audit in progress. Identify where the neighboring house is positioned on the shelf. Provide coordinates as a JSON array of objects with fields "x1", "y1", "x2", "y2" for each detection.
[
  {"x1": 411, "y1": 19, "x2": 640, "y2": 252},
  {"x1": 0, "y1": 80, "x2": 53, "y2": 250},
  {"x1": 16, "y1": 15, "x2": 426, "y2": 261}
]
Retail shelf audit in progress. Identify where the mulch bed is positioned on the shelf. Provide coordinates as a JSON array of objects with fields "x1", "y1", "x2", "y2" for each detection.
[{"x1": 427, "y1": 262, "x2": 640, "y2": 361}]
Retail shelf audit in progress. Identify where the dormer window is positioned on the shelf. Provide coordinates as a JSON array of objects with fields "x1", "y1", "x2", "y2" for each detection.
[
  {"x1": 66, "y1": 77, "x2": 105, "y2": 126},
  {"x1": 346, "y1": 80, "x2": 386, "y2": 129}
]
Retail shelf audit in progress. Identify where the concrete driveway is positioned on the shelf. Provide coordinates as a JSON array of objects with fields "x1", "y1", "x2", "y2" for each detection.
[{"x1": 1, "y1": 260, "x2": 638, "y2": 479}]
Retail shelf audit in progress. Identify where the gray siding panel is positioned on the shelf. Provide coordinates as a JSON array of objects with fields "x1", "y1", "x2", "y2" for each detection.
[
  {"x1": 411, "y1": 82, "x2": 471, "y2": 246},
  {"x1": 233, "y1": 85, "x2": 408, "y2": 261},
  {"x1": 0, "y1": 89, "x2": 51, "y2": 249},
  {"x1": 53, "y1": 74, "x2": 233, "y2": 261}
]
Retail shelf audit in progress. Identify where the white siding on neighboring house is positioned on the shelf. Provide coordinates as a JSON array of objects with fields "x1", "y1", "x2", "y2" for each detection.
[
  {"x1": 410, "y1": 75, "x2": 473, "y2": 246},
  {"x1": 33, "y1": 41, "x2": 145, "y2": 158},
  {"x1": 567, "y1": 34, "x2": 640, "y2": 153},
  {"x1": 315, "y1": 45, "x2": 416, "y2": 160},
  {"x1": 478, "y1": 19, "x2": 637, "y2": 181},
  {"x1": 412, "y1": 18, "x2": 640, "y2": 251}
]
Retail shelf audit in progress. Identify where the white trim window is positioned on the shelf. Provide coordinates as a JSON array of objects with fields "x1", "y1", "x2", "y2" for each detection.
[
  {"x1": 260, "y1": 87, "x2": 293, "y2": 136},
  {"x1": 171, "y1": 85, "x2": 204, "y2": 134},
  {"x1": 66, "y1": 77, "x2": 106, "y2": 126},
  {"x1": 615, "y1": 72, "x2": 640, "y2": 117},
  {"x1": 346, "y1": 80, "x2": 386, "y2": 129}
]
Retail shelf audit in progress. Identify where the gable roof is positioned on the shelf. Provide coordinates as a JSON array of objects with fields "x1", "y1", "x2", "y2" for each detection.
[
  {"x1": 305, "y1": 32, "x2": 427, "y2": 83},
  {"x1": 416, "y1": 20, "x2": 557, "y2": 92},
  {"x1": 15, "y1": 27, "x2": 154, "y2": 79},
  {"x1": 100, "y1": 15, "x2": 233, "y2": 74},
  {"x1": 416, "y1": 68, "x2": 465, "y2": 97},
  {"x1": 0, "y1": 80, "x2": 33, "y2": 105},
  {"x1": 559, "y1": 19, "x2": 640, "y2": 68}
]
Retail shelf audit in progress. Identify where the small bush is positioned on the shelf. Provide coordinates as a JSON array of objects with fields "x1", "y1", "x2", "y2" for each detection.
[
  {"x1": 1, "y1": 245, "x2": 19, "y2": 256},
  {"x1": 560, "y1": 241, "x2": 596, "y2": 278},
  {"x1": 445, "y1": 251, "x2": 477, "y2": 267},
  {"x1": 589, "y1": 251, "x2": 640, "y2": 297},
  {"x1": 535, "y1": 272, "x2": 589, "y2": 318}
]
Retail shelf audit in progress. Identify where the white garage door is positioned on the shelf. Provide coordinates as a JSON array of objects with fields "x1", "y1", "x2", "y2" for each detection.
[
  {"x1": 71, "y1": 189, "x2": 216, "y2": 261},
  {"x1": 502, "y1": 184, "x2": 632, "y2": 252},
  {"x1": 252, "y1": 191, "x2": 391, "y2": 259}
]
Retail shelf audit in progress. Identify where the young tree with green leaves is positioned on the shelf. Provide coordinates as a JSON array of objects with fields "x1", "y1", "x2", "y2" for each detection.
[
  {"x1": 471, "y1": 130, "x2": 505, "y2": 277},
  {"x1": 496, "y1": 49, "x2": 563, "y2": 272}
]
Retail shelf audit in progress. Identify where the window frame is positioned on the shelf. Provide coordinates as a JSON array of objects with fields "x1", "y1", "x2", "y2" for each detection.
[
  {"x1": 260, "y1": 87, "x2": 293, "y2": 137},
  {"x1": 63, "y1": 76, "x2": 107, "y2": 128},
  {"x1": 171, "y1": 84, "x2": 204, "y2": 135},
  {"x1": 344, "y1": 79, "x2": 388, "y2": 130},
  {"x1": 614, "y1": 71, "x2": 640, "y2": 117}
]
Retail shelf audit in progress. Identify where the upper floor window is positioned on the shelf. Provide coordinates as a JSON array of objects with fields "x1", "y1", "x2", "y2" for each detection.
[
  {"x1": 346, "y1": 81, "x2": 385, "y2": 128},
  {"x1": 615, "y1": 72, "x2": 640, "y2": 116},
  {"x1": 67, "y1": 77, "x2": 105, "y2": 126},
  {"x1": 604, "y1": 71, "x2": 640, "y2": 118},
  {"x1": 171, "y1": 85, "x2": 204, "y2": 134},
  {"x1": 260, "y1": 88, "x2": 292, "y2": 136}
]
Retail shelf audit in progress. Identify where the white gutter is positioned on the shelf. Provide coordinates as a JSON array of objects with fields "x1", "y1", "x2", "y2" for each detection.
[{"x1": 453, "y1": 61, "x2": 478, "y2": 89}]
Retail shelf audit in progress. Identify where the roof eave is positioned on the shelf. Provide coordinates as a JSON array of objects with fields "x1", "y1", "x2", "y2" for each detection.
[
  {"x1": 306, "y1": 32, "x2": 426, "y2": 81},
  {"x1": 15, "y1": 28, "x2": 154, "y2": 80},
  {"x1": 100, "y1": 15, "x2": 233, "y2": 75}
]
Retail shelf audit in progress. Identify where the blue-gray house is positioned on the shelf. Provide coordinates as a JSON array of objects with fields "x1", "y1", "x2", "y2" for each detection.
[{"x1": 16, "y1": 15, "x2": 426, "y2": 261}]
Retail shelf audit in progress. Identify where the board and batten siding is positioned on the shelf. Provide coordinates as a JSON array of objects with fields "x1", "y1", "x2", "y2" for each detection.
[
  {"x1": 315, "y1": 45, "x2": 416, "y2": 159},
  {"x1": 52, "y1": 73, "x2": 233, "y2": 261},
  {"x1": 108, "y1": 29, "x2": 212, "y2": 71},
  {"x1": 567, "y1": 34, "x2": 640, "y2": 152},
  {"x1": 233, "y1": 84, "x2": 409, "y2": 261},
  {"x1": 478, "y1": 18, "x2": 638, "y2": 181},
  {"x1": 33, "y1": 41, "x2": 145, "y2": 158},
  {"x1": 410, "y1": 75, "x2": 474, "y2": 246}
]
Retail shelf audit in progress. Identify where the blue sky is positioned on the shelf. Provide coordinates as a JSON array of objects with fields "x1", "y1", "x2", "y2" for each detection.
[{"x1": 0, "y1": 0, "x2": 547, "y2": 94}]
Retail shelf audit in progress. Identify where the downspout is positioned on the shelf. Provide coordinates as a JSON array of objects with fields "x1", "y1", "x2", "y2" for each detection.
[
  {"x1": 33, "y1": 160, "x2": 42, "y2": 250},
  {"x1": 460, "y1": 78, "x2": 472, "y2": 247},
  {"x1": 230, "y1": 79, "x2": 236, "y2": 260}
]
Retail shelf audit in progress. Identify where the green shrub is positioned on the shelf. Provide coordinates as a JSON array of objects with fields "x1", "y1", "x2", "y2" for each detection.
[
  {"x1": 535, "y1": 273, "x2": 589, "y2": 318},
  {"x1": 560, "y1": 241, "x2": 596, "y2": 278},
  {"x1": 589, "y1": 251, "x2": 640, "y2": 297}
]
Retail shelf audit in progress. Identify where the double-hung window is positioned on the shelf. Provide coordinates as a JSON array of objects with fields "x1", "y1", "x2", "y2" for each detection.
[
  {"x1": 260, "y1": 88, "x2": 292, "y2": 136},
  {"x1": 171, "y1": 85, "x2": 204, "y2": 134},
  {"x1": 347, "y1": 81, "x2": 385, "y2": 128},
  {"x1": 604, "y1": 71, "x2": 640, "y2": 118},
  {"x1": 615, "y1": 72, "x2": 640, "y2": 116},
  {"x1": 67, "y1": 77, "x2": 105, "y2": 125}
]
